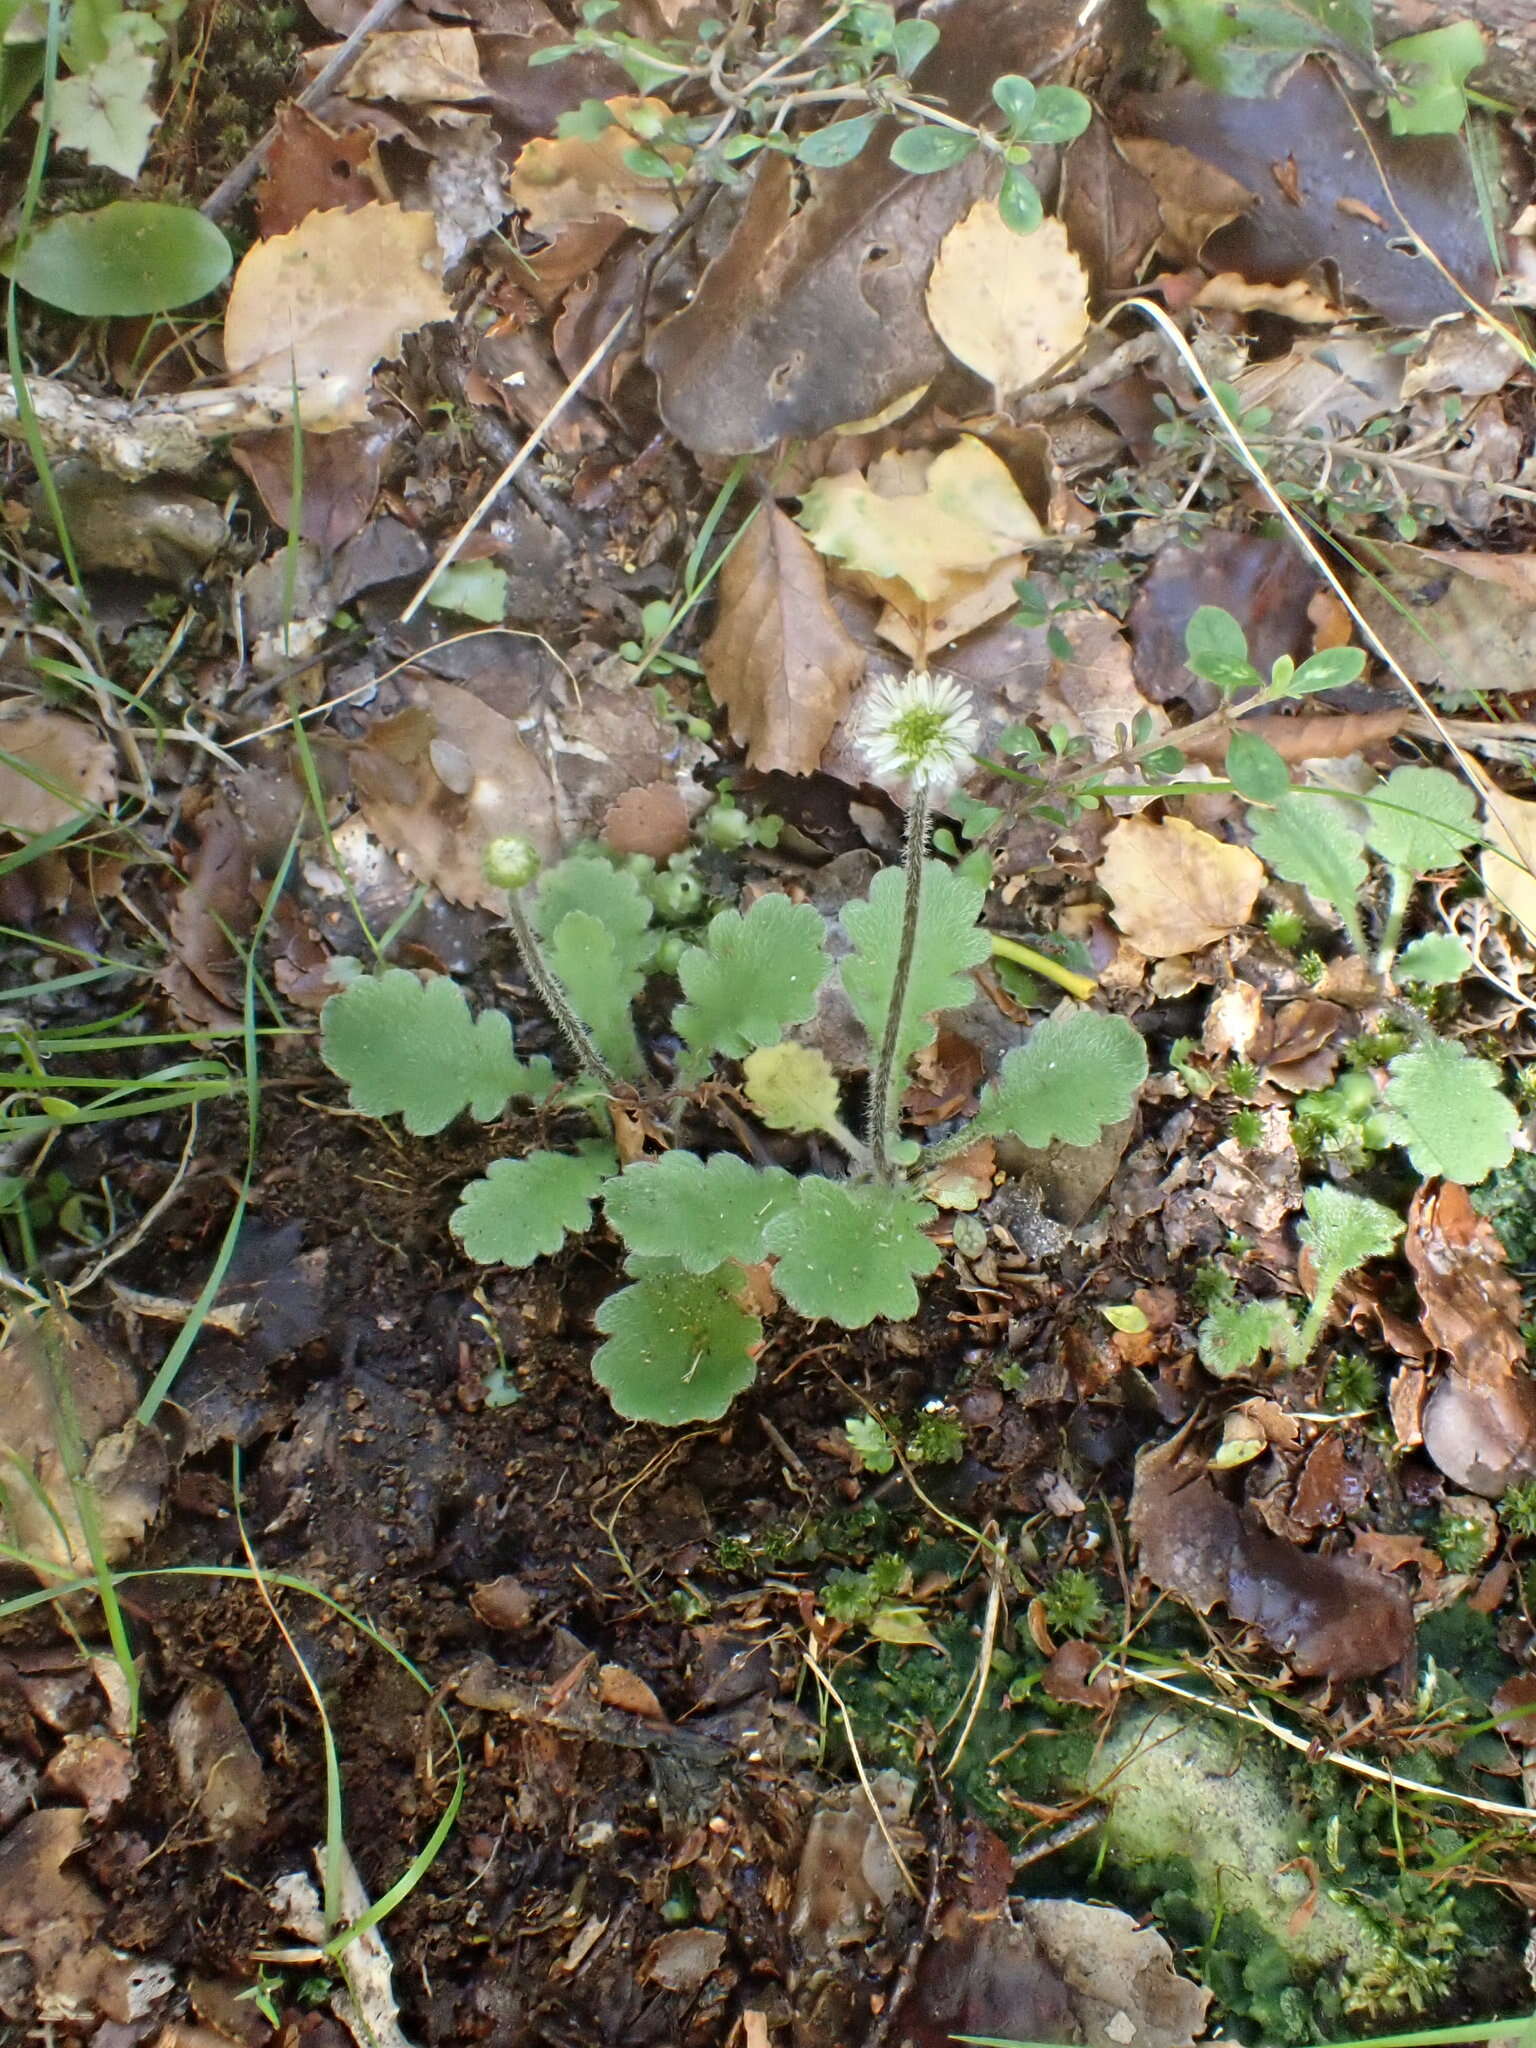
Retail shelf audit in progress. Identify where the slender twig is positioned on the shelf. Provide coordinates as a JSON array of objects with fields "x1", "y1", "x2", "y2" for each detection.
[{"x1": 867, "y1": 788, "x2": 928, "y2": 1184}]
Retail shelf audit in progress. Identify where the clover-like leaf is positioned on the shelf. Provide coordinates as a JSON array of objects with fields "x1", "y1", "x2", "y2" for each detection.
[
  {"x1": 603, "y1": 1152, "x2": 799, "y2": 1273},
  {"x1": 674, "y1": 893, "x2": 830, "y2": 1061},
  {"x1": 320, "y1": 969, "x2": 552, "y2": 1135},
  {"x1": 451, "y1": 1144, "x2": 616, "y2": 1267},
  {"x1": 765, "y1": 1180, "x2": 940, "y2": 1329},
  {"x1": 1384, "y1": 1036, "x2": 1518, "y2": 1186},
  {"x1": 1364, "y1": 764, "x2": 1479, "y2": 876},
  {"x1": 742, "y1": 1042, "x2": 843, "y2": 1134},
  {"x1": 1247, "y1": 790, "x2": 1367, "y2": 917},
  {"x1": 592, "y1": 1268, "x2": 761, "y2": 1423},
  {"x1": 840, "y1": 862, "x2": 990, "y2": 1080},
  {"x1": 546, "y1": 911, "x2": 646, "y2": 1078},
  {"x1": 970, "y1": 1010, "x2": 1147, "y2": 1146}
]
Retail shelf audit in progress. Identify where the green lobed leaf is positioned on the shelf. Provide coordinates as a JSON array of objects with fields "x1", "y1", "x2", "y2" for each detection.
[
  {"x1": 1184, "y1": 605, "x2": 1259, "y2": 692},
  {"x1": 52, "y1": 13, "x2": 161, "y2": 178},
  {"x1": 1395, "y1": 933, "x2": 1473, "y2": 987},
  {"x1": 796, "y1": 114, "x2": 879, "y2": 166},
  {"x1": 452, "y1": 1145, "x2": 615, "y2": 1267},
  {"x1": 845, "y1": 1414, "x2": 896, "y2": 1473},
  {"x1": 545, "y1": 911, "x2": 646, "y2": 1078},
  {"x1": 889, "y1": 125, "x2": 977, "y2": 173},
  {"x1": 426, "y1": 560, "x2": 508, "y2": 623},
  {"x1": 674, "y1": 893, "x2": 830, "y2": 1061},
  {"x1": 5, "y1": 200, "x2": 231, "y2": 317},
  {"x1": 765, "y1": 1179, "x2": 940, "y2": 1328},
  {"x1": 592, "y1": 1268, "x2": 761, "y2": 1424},
  {"x1": 1298, "y1": 1183, "x2": 1403, "y2": 1301},
  {"x1": 603, "y1": 1151, "x2": 799, "y2": 1273},
  {"x1": 742, "y1": 1042, "x2": 843, "y2": 1134},
  {"x1": 1364, "y1": 764, "x2": 1478, "y2": 876},
  {"x1": 1382, "y1": 21, "x2": 1484, "y2": 135},
  {"x1": 320, "y1": 969, "x2": 551, "y2": 1136},
  {"x1": 840, "y1": 861, "x2": 991, "y2": 1079},
  {"x1": 970, "y1": 1009, "x2": 1147, "y2": 1147},
  {"x1": 1198, "y1": 1296, "x2": 1297, "y2": 1377},
  {"x1": 1384, "y1": 1035, "x2": 1518, "y2": 1186},
  {"x1": 532, "y1": 854, "x2": 653, "y2": 972},
  {"x1": 1247, "y1": 790, "x2": 1367, "y2": 915}
]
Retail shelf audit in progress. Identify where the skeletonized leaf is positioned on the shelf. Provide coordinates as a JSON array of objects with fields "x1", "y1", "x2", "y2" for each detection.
[
  {"x1": 699, "y1": 505, "x2": 864, "y2": 775},
  {"x1": 925, "y1": 204, "x2": 1090, "y2": 396},
  {"x1": 798, "y1": 437, "x2": 1042, "y2": 605},
  {"x1": 223, "y1": 203, "x2": 452, "y2": 429},
  {"x1": 1098, "y1": 815, "x2": 1263, "y2": 957}
]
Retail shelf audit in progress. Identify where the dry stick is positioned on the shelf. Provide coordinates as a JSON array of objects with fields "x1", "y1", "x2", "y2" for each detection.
[{"x1": 200, "y1": 0, "x2": 411, "y2": 222}]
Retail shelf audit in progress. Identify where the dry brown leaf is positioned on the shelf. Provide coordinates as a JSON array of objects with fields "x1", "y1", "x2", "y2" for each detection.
[
  {"x1": 1116, "y1": 134, "x2": 1254, "y2": 266},
  {"x1": 507, "y1": 97, "x2": 684, "y2": 235},
  {"x1": 1354, "y1": 541, "x2": 1536, "y2": 700},
  {"x1": 600, "y1": 780, "x2": 690, "y2": 859},
  {"x1": 257, "y1": 105, "x2": 380, "y2": 237},
  {"x1": 1035, "y1": 607, "x2": 1163, "y2": 763},
  {"x1": 350, "y1": 680, "x2": 559, "y2": 908},
  {"x1": 699, "y1": 503, "x2": 864, "y2": 776},
  {"x1": 0, "y1": 706, "x2": 115, "y2": 836},
  {"x1": 223, "y1": 203, "x2": 452, "y2": 429},
  {"x1": 1182, "y1": 708, "x2": 1401, "y2": 768},
  {"x1": 925, "y1": 205, "x2": 1089, "y2": 399},
  {"x1": 0, "y1": 1307, "x2": 166, "y2": 1578},
  {"x1": 169, "y1": 1683, "x2": 270, "y2": 1842},
  {"x1": 874, "y1": 549, "x2": 1028, "y2": 660},
  {"x1": 799, "y1": 437, "x2": 1042, "y2": 608},
  {"x1": 343, "y1": 25, "x2": 485, "y2": 103},
  {"x1": 595, "y1": 1663, "x2": 667, "y2": 1719},
  {"x1": 1098, "y1": 815, "x2": 1263, "y2": 957},
  {"x1": 1193, "y1": 272, "x2": 1341, "y2": 321},
  {"x1": 1467, "y1": 760, "x2": 1536, "y2": 945}
]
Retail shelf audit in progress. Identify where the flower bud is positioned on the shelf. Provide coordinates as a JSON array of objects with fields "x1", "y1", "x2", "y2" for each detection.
[{"x1": 482, "y1": 836, "x2": 542, "y2": 891}]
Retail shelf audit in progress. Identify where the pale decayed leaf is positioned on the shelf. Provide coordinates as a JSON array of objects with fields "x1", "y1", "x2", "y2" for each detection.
[
  {"x1": 0, "y1": 707, "x2": 116, "y2": 835},
  {"x1": 798, "y1": 437, "x2": 1042, "y2": 606},
  {"x1": 699, "y1": 505, "x2": 864, "y2": 775},
  {"x1": 223, "y1": 204, "x2": 452, "y2": 429},
  {"x1": 507, "y1": 98, "x2": 685, "y2": 235},
  {"x1": 1478, "y1": 782, "x2": 1536, "y2": 944},
  {"x1": 925, "y1": 205, "x2": 1090, "y2": 397},
  {"x1": 742, "y1": 1042, "x2": 842, "y2": 1134},
  {"x1": 52, "y1": 16, "x2": 160, "y2": 178},
  {"x1": 1098, "y1": 815, "x2": 1263, "y2": 958},
  {"x1": 343, "y1": 27, "x2": 485, "y2": 105}
]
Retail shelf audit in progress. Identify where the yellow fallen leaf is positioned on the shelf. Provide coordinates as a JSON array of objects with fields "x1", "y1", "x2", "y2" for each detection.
[
  {"x1": 798, "y1": 436, "x2": 1041, "y2": 606},
  {"x1": 342, "y1": 26, "x2": 485, "y2": 104},
  {"x1": 925, "y1": 205, "x2": 1089, "y2": 399},
  {"x1": 1098, "y1": 815, "x2": 1263, "y2": 958},
  {"x1": 1478, "y1": 785, "x2": 1536, "y2": 945},
  {"x1": 507, "y1": 97, "x2": 686, "y2": 235},
  {"x1": 224, "y1": 203, "x2": 451, "y2": 429}
]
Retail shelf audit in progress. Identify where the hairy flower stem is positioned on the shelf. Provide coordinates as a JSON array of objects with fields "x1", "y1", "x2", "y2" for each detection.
[
  {"x1": 504, "y1": 893, "x2": 624, "y2": 1095},
  {"x1": 868, "y1": 788, "x2": 929, "y2": 1185}
]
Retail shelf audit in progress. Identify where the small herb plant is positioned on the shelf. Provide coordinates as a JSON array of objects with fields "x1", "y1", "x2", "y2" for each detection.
[{"x1": 320, "y1": 674, "x2": 1146, "y2": 1427}]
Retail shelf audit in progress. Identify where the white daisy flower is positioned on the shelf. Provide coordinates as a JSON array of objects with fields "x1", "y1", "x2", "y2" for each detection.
[{"x1": 858, "y1": 670, "x2": 980, "y2": 794}]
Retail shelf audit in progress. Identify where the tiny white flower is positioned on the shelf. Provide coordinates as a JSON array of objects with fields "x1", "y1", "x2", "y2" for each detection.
[{"x1": 858, "y1": 670, "x2": 980, "y2": 793}]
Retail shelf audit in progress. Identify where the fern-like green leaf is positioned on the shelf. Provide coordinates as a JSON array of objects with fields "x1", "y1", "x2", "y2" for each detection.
[
  {"x1": 545, "y1": 911, "x2": 646, "y2": 1078},
  {"x1": 970, "y1": 1010, "x2": 1147, "y2": 1146},
  {"x1": 839, "y1": 861, "x2": 990, "y2": 1077},
  {"x1": 1383, "y1": 1035, "x2": 1518, "y2": 1185},
  {"x1": 1198, "y1": 1297, "x2": 1297, "y2": 1378},
  {"x1": 533, "y1": 853, "x2": 653, "y2": 972},
  {"x1": 603, "y1": 1152, "x2": 799, "y2": 1273},
  {"x1": 1364, "y1": 765, "x2": 1478, "y2": 876},
  {"x1": 765, "y1": 1179, "x2": 940, "y2": 1329},
  {"x1": 1247, "y1": 790, "x2": 1367, "y2": 916},
  {"x1": 673, "y1": 894, "x2": 830, "y2": 1060},
  {"x1": 592, "y1": 1267, "x2": 761, "y2": 1423},
  {"x1": 320, "y1": 969, "x2": 552, "y2": 1136},
  {"x1": 1298, "y1": 1183, "x2": 1402, "y2": 1299},
  {"x1": 451, "y1": 1144, "x2": 615, "y2": 1267}
]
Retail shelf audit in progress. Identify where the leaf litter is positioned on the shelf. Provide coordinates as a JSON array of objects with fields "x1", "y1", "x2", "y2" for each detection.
[{"x1": 10, "y1": 0, "x2": 1536, "y2": 2040}]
